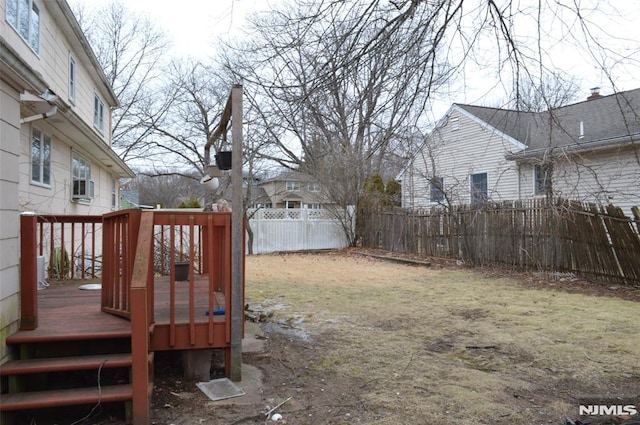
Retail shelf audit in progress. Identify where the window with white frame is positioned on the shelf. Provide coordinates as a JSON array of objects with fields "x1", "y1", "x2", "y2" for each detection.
[
  {"x1": 470, "y1": 172, "x2": 488, "y2": 204},
  {"x1": 72, "y1": 153, "x2": 93, "y2": 200},
  {"x1": 94, "y1": 94, "x2": 105, "y2": 132},
  {"x1": 31, "y1": 127, "x2": 51, "y2": 186},
  {"x1": 111, "y1": 178, "x2": 117, "y2": 209},
  {"x1": 285, "y1": 200, "x2": 300, "y2": 209},
  {"x1": 286, "y1": 181, "x2": 300, "y2": 191},
  {"x1": 308, "y1": 182, "x2": 320, "y2": 192},
  {"x1": 6, "y1": 0, "x2": 40, "y2": 54},
  {"x1": 306, "y1": 203, "x2": 322, "y2": 210},
  {"x1": 429, "y1": 177, "x2": 444, "y2": 203},
  {"x1": 534, "y1": 163, "x2": 553, "y2": 196},
  {"x1": 69, "y1": 55, "x2": 77, "y2": 103}
]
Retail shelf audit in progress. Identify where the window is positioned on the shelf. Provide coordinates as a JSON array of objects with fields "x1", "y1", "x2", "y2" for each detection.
[
  {"x1": 470, "y1": 173, "x2": 488, "y2": 204},
  {"x1": 6, "y1": 0, "x2": 40, "y2": 54},
  {"x1": 111, "y1": 178, "x2": 117, "y2": 209},
  {"x1": 94, "y1": 94, "x2": 105, "y2": 132},
  {"x1": 534, "y1": 163, "x2": 553, "y2": 196},
  {"x1": 286, "y1": 181, "x2": 300, "y2": 191},
  {"x1": 69, "y1": 55, "x2": 77, "y2": 103},
  {"x1": 72, "y1": 153, "x2": 93, "y2": 200},
  {"x1": 285, "y1": 201, "x2": 300, "y2": 209},
  {"x1": 429, "y1": 177, "x2": 444, "y2": 203},
  {"x1": 308, "y1": 182, "x2": 321, "y2": 192},
  {"x1": 31, "y1": 127, "x2": 51, "y2": 186},
  {"x1": 450, "y1": 117, "x2": 459, "y2": 131},
  {"x1": 306, "y1": 203, "x2": 322, "y2": 210}
]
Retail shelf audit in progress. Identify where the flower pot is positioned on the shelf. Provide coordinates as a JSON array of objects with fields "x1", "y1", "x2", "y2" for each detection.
[
  {"x1": 174, "y1": 262, "x2": 189, "y2": 281},
  {"x1": 215, "y1": 151, "x2": 232, "y2": 170}
]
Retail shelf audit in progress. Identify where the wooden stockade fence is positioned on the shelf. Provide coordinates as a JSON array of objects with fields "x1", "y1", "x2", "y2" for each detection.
[{"x1": 358, "y1": 199, "x2": 640, "y2": 285}]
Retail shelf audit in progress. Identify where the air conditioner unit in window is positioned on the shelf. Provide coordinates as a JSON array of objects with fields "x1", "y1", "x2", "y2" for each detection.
[{"x1": 72, "y1": 179, "x2": 94, "y2": 200}]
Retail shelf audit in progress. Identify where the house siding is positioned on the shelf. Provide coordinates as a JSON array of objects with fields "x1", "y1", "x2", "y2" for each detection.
[
  {"x1": 0, "y1": 81, "x2": 21, "y2": 363},
  {"x1": 519, "y1": 147, "x2": 640, "y2": 215},
  {"x1": 18, "y1": 121, "x2": 116, "y2": 214},
  {"x1": 402, "y1": 107, "x2": 521, "y2": 209},
  {"x1": 1, "y1": 0, "x2": 129, "y2": 361}
]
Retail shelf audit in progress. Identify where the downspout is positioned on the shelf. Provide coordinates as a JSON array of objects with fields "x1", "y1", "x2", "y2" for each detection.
[{"x1": 20, "y1": 105, "x2": 58, "y2": 124}]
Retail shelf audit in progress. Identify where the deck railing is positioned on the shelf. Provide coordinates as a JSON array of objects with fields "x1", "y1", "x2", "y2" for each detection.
[
  {"x1": 129, "y1": 210, "x2": 234, "y2": 423},
  {"x1": 19, "y1": 213, "x2": 103, "y2": 330},
  {"x1": 20, "y1": 209, "x2": 238, "y2": 424},
  {"x1": 102, "y1": 209, "x2": 142, "y2": 318},
  {"x1": 151, "y1": 211, "x2": 232, "y2": 349}
]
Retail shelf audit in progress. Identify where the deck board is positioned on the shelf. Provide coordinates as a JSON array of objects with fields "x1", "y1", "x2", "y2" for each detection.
[
  {"x1": 7, "y1": 282, "x2": 131, "y2": 344},
  {"x1": 7, "y1": 277, "x2": 227, "y2": 345},
  {"x1": 153, "y1": 276, "x2": 226, "y2": 325}
]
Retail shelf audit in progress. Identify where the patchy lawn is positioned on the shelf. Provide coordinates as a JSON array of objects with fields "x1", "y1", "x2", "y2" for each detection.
[
  {"x1": 240, "y1": 251, "x2": 639, "y2": 425},
  {"x1": 148, "y1": 250, "x2": 639, "y2": 425}
]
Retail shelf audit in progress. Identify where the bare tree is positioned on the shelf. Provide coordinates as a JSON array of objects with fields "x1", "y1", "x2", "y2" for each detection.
[
  {"x1": 72, "y1": 1, "x2": 174, "y2": 163},
  {"x1": 124, "y1": 171, "x2": 202, "y2": 208},
  {"x1": 222, "y1": 1, "x2": 451, "y2": 244}
]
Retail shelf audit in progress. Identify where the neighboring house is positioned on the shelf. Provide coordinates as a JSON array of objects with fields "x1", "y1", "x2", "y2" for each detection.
[
  {"x1": 400, "y1": 88, "x2": 640, "y2": 215},
  {"x1": 0, "y1": 0, "x2": 134, "y2": 362},
  {"x1": 257, "y1": 170, "x2": 333, "y2": 209}
]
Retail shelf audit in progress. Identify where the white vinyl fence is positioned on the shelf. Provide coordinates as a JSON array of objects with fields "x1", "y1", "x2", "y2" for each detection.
[{"x1": 247, "y1": 208, "x2": 353, "y2": 254}]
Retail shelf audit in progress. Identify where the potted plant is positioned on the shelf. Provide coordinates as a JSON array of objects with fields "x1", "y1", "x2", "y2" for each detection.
[{"x1": 174, "y1": 261, "x2": 189, "y2": 281}]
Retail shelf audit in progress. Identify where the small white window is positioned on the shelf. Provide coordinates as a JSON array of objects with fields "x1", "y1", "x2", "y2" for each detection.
[
  {"x1": 450, "y1": 117, "x2": 459, "y2": 131},
  {"x1": 72, "y1": 153, "x2": 94, "y2": 200},
  {"x1": 111, "y1": 178, "x2": 117, "y2": 209},
  {"x1": 31, "y1": 127, "x2": 51, "y2": 186},
  {"x1": 429, "y1": 177, "x2": 444, "y2": 203},
  {"x1": 286, "y1": 181, "x2": 300, "y2": 191},
  {"x1": 306, "y1": 203, "x2": 322, "y2": 210},
  {"x1": 94, "y1": 94, "x2": 105, "y2": 132},
  {"x1": 308, "y1": 182, "x2": 321, "y2": 192},
  {"x1": 285, "y1": 201, "x2": 300, "y2": 209},
  {"x1": 6, "y1": 0, "x2": 40, "y2": 54},
  {"x1": 470, "y1": 172, "x2": 488, "y2": 204},
  {"x1": 534, "y1": 163, "x2": 553, "y2": 196},
  {"x1": 69, "y1": 55, "x2": 77, "y2": 103}
]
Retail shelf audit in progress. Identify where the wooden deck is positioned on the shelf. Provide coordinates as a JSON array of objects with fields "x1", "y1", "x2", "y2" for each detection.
[
  {"x1": 7, "y1": 277, "x2": 227, "y2": 346},
  {"x1": 153, "y1": 276, "x2": 226, "y2": 325},
  {"x1": 7, "y1": 281, "x2": 131, "y2": 345}
]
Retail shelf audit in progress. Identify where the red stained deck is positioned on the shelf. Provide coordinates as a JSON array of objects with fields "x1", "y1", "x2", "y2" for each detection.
[
  {"x1": 6, "y1": 278, "x2": 227, "y2": 346},
  {"x1": 7, "y1": 210, "x2": 240, "y2": 424}
]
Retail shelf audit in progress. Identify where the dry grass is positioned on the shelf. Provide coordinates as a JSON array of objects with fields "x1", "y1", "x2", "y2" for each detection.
[{"x1": 246, "y1": 252, "x2": 640, "y2": 425}]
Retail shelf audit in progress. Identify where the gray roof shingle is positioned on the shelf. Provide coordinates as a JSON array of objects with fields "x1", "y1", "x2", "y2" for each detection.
[{"x1": 456, "y1": 88, "x2": 640, "y2": 157}]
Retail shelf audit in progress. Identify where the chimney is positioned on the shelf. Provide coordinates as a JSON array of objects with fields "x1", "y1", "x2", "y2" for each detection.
[{"x1": 587, "y1": 87, "x2": 603, "y2": 101}]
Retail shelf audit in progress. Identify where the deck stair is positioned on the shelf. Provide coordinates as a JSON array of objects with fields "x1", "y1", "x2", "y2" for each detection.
[{"x1": 0, "y1": 327, "x2": 140, "y2": 423}]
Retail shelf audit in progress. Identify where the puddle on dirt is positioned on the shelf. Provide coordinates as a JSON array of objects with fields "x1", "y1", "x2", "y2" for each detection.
[{"x1": 263, "y1": 320, "x2": 312, "y2": 342}]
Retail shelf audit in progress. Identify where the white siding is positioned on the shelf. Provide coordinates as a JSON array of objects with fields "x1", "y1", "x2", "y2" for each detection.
[
  {"x1": 518, "y1": 148, "x2": 640, "y2": 216},
  {"x1": 403, "y1": 106, "x2": 521, "y2": 209},
  {"x1": 0, "y1": 81, "x2": 21, "y2": 362}
]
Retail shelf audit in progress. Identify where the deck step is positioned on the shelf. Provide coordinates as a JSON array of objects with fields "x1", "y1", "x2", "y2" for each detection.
[
  {"x1": 0, "y1": 353, "x2": 132, "y2": 376},
  {"x1": 0, "y1": 384, "x2": 133, "y2": 411}
]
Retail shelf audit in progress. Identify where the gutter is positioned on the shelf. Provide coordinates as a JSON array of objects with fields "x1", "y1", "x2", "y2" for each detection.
[{"x1": 505, "y1": 134, "x2": 640, "y2": 161}]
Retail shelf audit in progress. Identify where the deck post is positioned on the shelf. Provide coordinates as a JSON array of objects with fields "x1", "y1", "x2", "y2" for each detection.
[
  {"x1": 19, "y1": 213, "x2": 38, "y2": 330},
  {"x1": 230, "y1": 84, "x2": 244, "y2": 381},
  {"x1": 131, "y1": 212, "x2": 154, "y2": 425}
]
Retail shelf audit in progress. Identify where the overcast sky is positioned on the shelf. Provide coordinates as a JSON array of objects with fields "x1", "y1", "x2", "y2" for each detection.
[{"x1": 71, "y1": 0, "x2": 640, "y2": 117}]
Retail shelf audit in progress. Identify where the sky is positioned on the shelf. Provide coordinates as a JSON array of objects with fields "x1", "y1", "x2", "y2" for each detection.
[
  {"x1": 71, "y1": 0, "x2": 282, "y2": 58},
  {"x1": 70, "y1": 0, "x2": 640, "y2": 119}
]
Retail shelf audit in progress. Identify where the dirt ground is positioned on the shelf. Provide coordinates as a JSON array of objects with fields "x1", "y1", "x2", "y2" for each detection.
[{"x1": 104, "y1": 249, "x2": 640, "y2": 424}]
